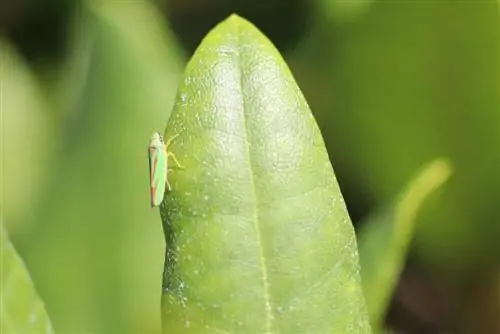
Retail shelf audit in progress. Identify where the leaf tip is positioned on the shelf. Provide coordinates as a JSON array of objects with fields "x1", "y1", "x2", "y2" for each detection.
[
  {"x1": 225, "y1": 13, "x2": 247, "y2": 24},
  {"x1": 395, "y1": 157, "x2": 453, "y2": 233},
  {"x1": 417, "y1": 157, "x2": 454, "y2": 192},
  {"x1": 219, "y1": 13, "x2": 258, "y2": 33}
]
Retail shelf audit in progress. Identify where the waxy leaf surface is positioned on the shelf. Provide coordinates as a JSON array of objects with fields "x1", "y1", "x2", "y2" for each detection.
[{"x1": 160, "y1": 15, "x2": 371, "y2": 334}]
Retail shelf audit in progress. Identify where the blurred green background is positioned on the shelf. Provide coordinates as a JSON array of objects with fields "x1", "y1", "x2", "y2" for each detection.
[{"x1": 1, "y1": 0, "x2": 499, "y2": 333}]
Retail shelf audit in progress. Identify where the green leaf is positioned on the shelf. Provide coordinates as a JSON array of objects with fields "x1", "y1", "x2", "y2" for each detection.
[
  {"x1": 160, "y1": 14, "x2": 371, "y2": 333},
  {"x1": 1, "y1": 224, "x2": 55, "y2": 334},
  {"x1": 304, "y1": 1, "x2": 500, "y2": 275},
  {"x1": 0, "y1": 39, "x2": 53, "y2": 227},
  {"x1": 16, "y1": 2, "x2": 184, "y2": 333},
  {"x1": 358, "y1": 158, "x2": 452, "y2": 330}
]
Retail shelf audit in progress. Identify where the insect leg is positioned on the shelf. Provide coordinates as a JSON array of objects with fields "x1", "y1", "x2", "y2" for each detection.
[
  {"x1": 165, "y1": 132, "x2": 181, "y2": 148},
  {"x1": 165, "y1": 175, "x2": 172, "y2": 191},
  {"x1": 167, "y1": 152, "x2": 185, "y2": 169}
]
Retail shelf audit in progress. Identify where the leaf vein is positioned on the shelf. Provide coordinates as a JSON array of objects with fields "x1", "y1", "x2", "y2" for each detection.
[{"x1": 233, "y1": 22, "x2": 274, "y2": 334}]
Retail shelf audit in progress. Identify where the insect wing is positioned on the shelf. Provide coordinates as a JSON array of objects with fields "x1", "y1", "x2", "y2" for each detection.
[{"x1": 148, "y1": 138, "x2": 167, "y2": 207}]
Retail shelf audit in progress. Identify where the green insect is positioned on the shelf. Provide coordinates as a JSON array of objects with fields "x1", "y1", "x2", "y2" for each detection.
[{"x1": 148, "y1": 131, "x2": 183, "y2": 207}]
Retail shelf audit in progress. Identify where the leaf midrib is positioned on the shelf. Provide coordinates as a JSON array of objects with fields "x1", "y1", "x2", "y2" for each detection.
[{"x1": 233, "y1": 19, "x2": 274, "y2": 334}]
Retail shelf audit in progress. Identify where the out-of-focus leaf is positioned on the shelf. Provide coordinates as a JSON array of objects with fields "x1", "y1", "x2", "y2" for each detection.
[
  {"x1": 15, "y1": 1, "x2": 184, "y2": 333},
  {"x1": 358, "y1": 159, "x2": 452, "y2": 330},
  {"x1": 1, "y1": 223, "x2": 54, "y2": 334},
  {"x1": 0, "y1": 40, "x2": 53, "y2": 229},
  {"x1": 319, "y1": 0, "x2": 373, "y2": 22},
  {"x1": 295, "y1": 1, "x2": 500, "y2": 275},
  {"x1": 49, "y1": 5, "x2": 94, "y2": 125},
  {"x1": 160, "y1": 15, "x2": 371, "y2": 333}
]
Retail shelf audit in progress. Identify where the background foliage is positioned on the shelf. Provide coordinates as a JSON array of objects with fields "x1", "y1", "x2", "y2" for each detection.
[{"x1": 1, "y1": 1, "x2": 499, "y2": 333}]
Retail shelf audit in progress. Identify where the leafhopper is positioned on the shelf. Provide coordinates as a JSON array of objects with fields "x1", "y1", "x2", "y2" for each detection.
[{"x1": 148, "y1": 131, "x2": 183, "y2": 207}]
